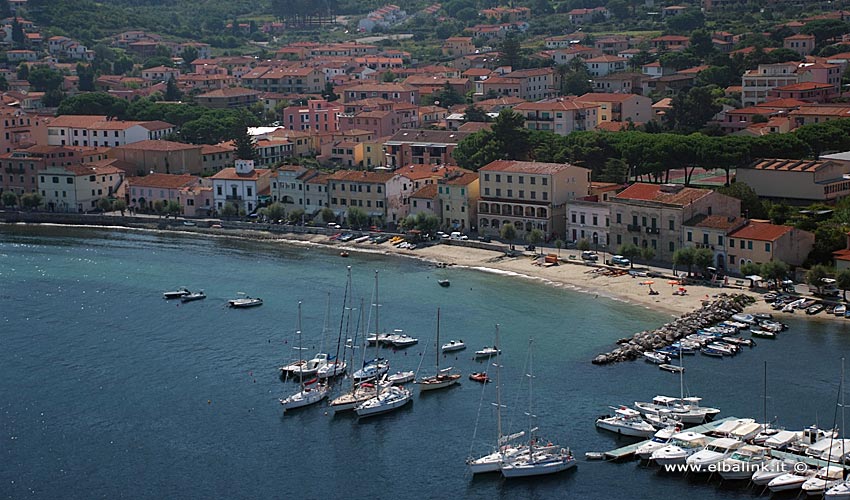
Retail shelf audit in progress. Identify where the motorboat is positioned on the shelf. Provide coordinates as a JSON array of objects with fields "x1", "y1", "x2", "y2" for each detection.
[
  {"x1": 228, "y1": 296, "x2": 263, "y2": 308},
  {"x1": 180, "y1": 291, "x2": 206, "y2": 302},
  {"x1": 836, "y1": 305, "x2": 847, "y2": 316},
  {"x1": 469, "y1": 372, "x2": 490, "y2": 383},
  {"x1": 801, "y1": 466, "x2": 845, "y2": 496},
  {"x1": 649, "y1": 431, "x2": 708, "y2": 465},
  {"x1": 782, "y1": 303, "x2": 796, "y2": 313},
  {"x1": 390, "y1": 335, "x2": 419, "y2": 348},
  {"x1": 366, "y1": 333, "x2": 389, "y2": 345},
  {"x1": 441, "y1": 340, "x2": 466, "y2": 353},
  {"x1": 720, "y1": 320, "x2": 748, "y2": 330},
  {"x1": 387, "y1": 370, "x2": 415, "y2": 385},
  {"x1": 355, "y1": 385, "x2": 412, "y2": 417},
  {"x1": 787, "y1": 426, "x2": 838, "y2": 455},
  {"x1": 798, "y1": 299, "x2": 817, "y2": 310},
  {"x1": 381, "y1": 329, "x2": 404, "y2": 345},
  {"x1": 717, "y1": 445, "x2": 771, "y2": 480},
  {"x1": 827, "y1": 479, "x2": 850, "y2": 498},
  {"x1": 686, "y1": 437, "x2": 743, "y2": 472},
  {"x1": 700, "y1": 346, "x2": 725, "y2": 357},
  {"x1": 279, "y1": 378, "x2": 329, "y2": 412},
  {"x1": 500, "y1": 448, "x2": 577, "y2": 478},
  {"x1": 764, "y1": 430, "x2": 801, "y2": 450},
  {"x1": 731, "y1": 313, "x2": 756, "y2": 324},
  {"x1": 163, "y1": 287, "x2": 191, "y2": 299},
  {"x1": 754, "y1": 312, "x2": 774, "y2": 321},
  {"x1": 705, "y1": 342, "x2": 737, "y2": 356},
  {"x1": 644, "y1": 409, "x2": 683, "y2": 429},
  {"x1": 643, "y1": 351, "x2": 670, "y2": 364},
  {"x1": 352, "y1": 357, "x2": 390, "y2": 381},
  {"x1": 769, "y1": 465, "x2": 816, "y2": 492},
  {"x1": 750, "y1": 329, "x2": 777, "y2": 339},
  {"x1": 759, "y1": 320, "x2": 785, "y2": 332},
  {"x1": 659, "y1": 364, "x2": 684, "y2": 373},
  {"x1": 721, "y1": 336, "x2": 755, "y2": 347},
  {"x1": 437, "y1": 279, "x2": 450, "y2": 287},
  {"x1": 816, "y1": 439, "x2": 850, "y2": 462},
  {"x1": 752, "y1": 458, "x2": 799, "y2": 485},
  {"x1": 475, "y1": 346, "x2": 501, "y2": 358},
  {"x1": 595, "y1": 407, "x2": 656, "y2": 438},
  {"x1": 635, "y1": 425, "x2": 681, "y2": 459},
  {"x1": 709, "y1": 418, "x2": 755, "y2": 438},
  {"x1": 635, "y1": 396, "x2": 720, "y2": 424},
  {"x1": 806, "y1": 303, "x2": 826, "y2": 315},
  {"x1": 730, "y1": 422, "x2": 764, "y2": 442}
]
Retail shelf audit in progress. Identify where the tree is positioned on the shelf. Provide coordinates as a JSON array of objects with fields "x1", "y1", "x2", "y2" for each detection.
[
  {"x1": 801, "y1": 19, "x2": 850, "y2": 47},
  {"x1": 577, "y1": 238, "x2": 591, "y2": 251},
  {"x1": 27, "y1": 66, "x2": 64, "y2": 92},
  {"x1": 717, "y1": 182, "x2": 766, "y2": 219},
  {"x1": 499, "y1": 33, "x2": 523, "y2": 69},
  {"x1": 617, "y1": 243, "x2": 641, "y2": 269},
  {"x1": 220, "y1": 202, "x2": 238, "y2": 217},
  {"x1": 432, "y1": 82, "x2": 465, "y2": 107},
  {"x1": 164, "y1": 77, "x2": 181, "y2": 101},
  {"x1": 265, "y1": 202, "x2": 285, "y2": 222},
  {"x1": 97, "y1": 198, "x2": 113, "y2": 212},
  {"x1": 810, "y1": 225, "x2": 847, "y2": 265},
  {"x1": 689, "y1": 29, "x2": 716, "y2": 59},
  {"x1": 166, "y1": 200, "x2": 182, "y2": 215},
  {"x1": 0, "y1": 0, "x2": 12, "y2": 19},
  {"x1": 673, "y1": 246, "x2": 696, "y2": 276},
  {"x1": 666, "y1": 9, "x2": 705, "y2": 33},
  {"x1": 57, "y1": 92, "x2": 129, "y2": 118},
  {"x1": 20, "y1": 192, "x2": 42, "y2": 210},
  {"x1": 1, "y1": 190, "x2": 18, "y2": 207},
  {"x1": 836, "y1": 268, "x2": 850, "y2": 301},
  {"x1": 500, "y1": 223, "x2": 517, "y2": 250},
  {"x1": 463, "y1": 105, "x2": 489, "y2": 123},
  {"x1": 554, "y1": 238, "x2": 564, "y2": 256},
  {"x1": 694, "y1": 247, "x2": 714, "y2": 275},
  {"x1": 640, "y1": 246, "x2": 655, "y2": 263},
  {"x1": 347, "y1": 206, "x2": 369, "y2": 229},
  {"x1": 607, "y1": 0, "x2": 629, "y2": 19},
  {"x1": 11, "y1": 17, "x2": 24, "y2": 49},
  {"x1": 233, "y1": 127, "x2": 257, "y2": 161},
  {"x1": 526, "y1": 228, "x2": 544, "y2": 254},
  {"x1": 77, "y1": 63, "x2": 95, "y2": 92},
  {"x1": 181, "y1": 46, "x2": 199, "y2": 65},
  {"x1": 113, "y1": 199, "x2": 127, "y2": 216},
  {"x1": 761, "y1": 260, "x2": 789, "y2": 290},
  {"x1": 669, "y1": 86, "x2": 721, "y2": 133},
  {"x1": 806, "y1": 264, "x2": 832, "y2": 295},
  {"x1": 320, "y1": 207, "x2": 336, "y2": 224},
  {"x1": 288, "y1": 208, "x2": 305, "y2": 224},
  {"x1": 767, "y1": 202, "x2": 792, "y2": 225},
  {"x1": 16, "y1": 63, "x2": 27, "y2": 81}
]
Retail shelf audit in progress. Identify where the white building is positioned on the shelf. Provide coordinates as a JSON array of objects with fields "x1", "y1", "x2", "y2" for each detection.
[
  {"x1": 210, "y1": 159, "x2": 271, "y2": 214},
  {"x1": 46, "y1": 115, "x2": 174, "y2": 148},
  {"x1": 38, "y1": 164, "x2": 125, "y2": 213}
]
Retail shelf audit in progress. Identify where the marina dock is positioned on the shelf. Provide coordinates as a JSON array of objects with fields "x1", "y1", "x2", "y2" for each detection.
[{"x1": 604, "y1": 416, "x2": 850, "y2": 470}]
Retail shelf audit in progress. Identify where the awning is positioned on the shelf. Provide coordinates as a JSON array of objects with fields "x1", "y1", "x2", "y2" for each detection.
[{"x1": 745, "y1": 275, "x2": 763, "y2": 281}]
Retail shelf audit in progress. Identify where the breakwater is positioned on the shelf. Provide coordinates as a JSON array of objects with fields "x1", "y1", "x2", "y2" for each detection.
[{"x1": 591, "y1": 293, "x2": 757, "y2": 365}]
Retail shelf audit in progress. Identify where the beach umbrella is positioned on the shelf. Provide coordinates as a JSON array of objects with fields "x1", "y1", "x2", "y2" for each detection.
[
  {"x1": 668, "y1": 280, "x2": 680, "y2": 285},
  {"x1": 642, "y1": 280, "x2": 655, "y2": 285}
]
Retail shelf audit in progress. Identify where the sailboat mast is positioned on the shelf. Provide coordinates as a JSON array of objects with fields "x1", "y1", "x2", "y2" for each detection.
[
  {"x1": 679, "y1": 342, "x2": 684, "y2": 400},
  {"x1": 374, "y1": 270, "x2": 380, "y2": 360},
  {"x1": 320, "y1": 291, "x2": 330, "y2": 353},
  {"x1": 763, "y1": 361, "x2": 767, "y2": 426},
  {"x1": 435, "y1": 307, "x2": 440, "y2": 371},
  {"x1": 297, "y1": 301, "x2": 304, "y2": 385},
  {"x1": 495, "y1": 324, "x2": 502, "y2": 449},
  {"x1": 528, "y1": 338, "x2": 534, "y2": 456}
]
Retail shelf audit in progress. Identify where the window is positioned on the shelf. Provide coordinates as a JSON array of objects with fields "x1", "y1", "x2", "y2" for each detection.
[
  {"x1": 580, "y1": 214, "x2": 585, "y2": 224},
  {"x1": 651, "y1": 239, "x2": 657, "y2": 249},
  {"x1": 748, "y1": 240, "x2": 753, "y2": 250},
  {"x1": 495, "y1": 189, "x2": 501, "y2": 197},
  {"x1": 52, "y1": 176, "x2": 59, "y2": 183},
  {"x1": 542, "y1": 178, "x2": 547, "y2": 186},
  {"x1": 507, "y1": 189, "x2": 512, "y2": 197},
  {"x1": 642, "y1": 217, "x2": 647, "y2": 226},
  {"x1": 703, "y1": 234, "x2": 709, "y2": 244},
  {"x1": 530, "y1": 192, "x2": 536, "y2": 199},
  {"x1": 616, "y1": 234, "x2": 622, "y2": 245},
  {"x1": 729, "y1": 238, "x2": 734, "y2": 247},
  {"x1": 592, "y1": 215, "x2": 598, "y2": 226},
  {"x1": 686, "y1": 231, "x2": 692, "y2": 242},
  {"x1": 217, "y1": 186, "x2": 222, "y2": 195},
  {"x1": 669, "y1": 241, "x2": 674, "y2": 252},
  {"x1": 484, "y1": 173, "x2": 490, "y2": 181},
  {"x1": 519, "y1": 190, "x2": 524, "y2": 198},
  {"x1": 247, "y1": 187, "x2": 252, "y2": 197},
  {"x1": 542, "y1": 192, "x2": 548, "y2": 201},
  {"x1": 740, "y1": 240, "x2": 745, "y2": 249},
  {"x1": 616, "y1": 213, "x2": 621, "y2": 224},
  {"x1": 632, "y1": 215, "x2": 638, "y2": 226},
  {"x1": 530, "y1": 177, "x2": 536, "y2": 185},
  {"x1": 519, "y1": 176, "x2": 524, "y2": 184},
  {"x1": 718, "y1": 236, "x2": 724, "y2": 246},
  {"x1": 571, "y1": 213, "x2": 576, "y2": 223},
  {"x1": 495, "y1": 174, "x2": 501, "y2": 182},
  {"x1": 765, "y1": 242, "x2": 771, "y2": 252},
  {"x1": 484, "y1": 188, "x2": 490, "y2": 195}
]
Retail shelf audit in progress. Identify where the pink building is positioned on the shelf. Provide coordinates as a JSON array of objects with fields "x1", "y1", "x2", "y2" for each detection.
[
  {"x1": 281, "y1": 99, "x2": 343, "y2": 133},
  {"x1": 127, "y1": 173, "x2": 202, "y2": 212},
  {"x1": 338, "y1": 108, "x2": 400, "y2": 137}
]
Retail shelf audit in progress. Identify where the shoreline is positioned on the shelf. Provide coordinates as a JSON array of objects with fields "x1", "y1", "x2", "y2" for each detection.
[{"x1": 8, "y1": 218, "x2": 847, "y2": 325}]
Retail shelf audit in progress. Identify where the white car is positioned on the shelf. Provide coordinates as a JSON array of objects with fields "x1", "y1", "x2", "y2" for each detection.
[{"x1": 611, "y1": 255, "x2": 630, "y2": 267}]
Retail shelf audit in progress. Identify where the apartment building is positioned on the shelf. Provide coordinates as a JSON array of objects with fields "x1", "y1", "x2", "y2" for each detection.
[
  {"x1": 38, "y1": 164, "x2": 125, "y2": 213},
  {"x1": 514, "y1": 99, "x2": 599, "y2": 135}
]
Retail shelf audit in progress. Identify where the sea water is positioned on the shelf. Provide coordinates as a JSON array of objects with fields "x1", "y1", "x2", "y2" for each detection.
[{"x1": 2, "y1": 225, "x2": 850, "y2": 499}]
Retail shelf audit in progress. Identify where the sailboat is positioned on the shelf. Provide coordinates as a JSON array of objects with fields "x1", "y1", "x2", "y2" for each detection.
[
  {"x1": 280, "y1": 301, "x2": 329, "y2": 411},
  {"x1": 278, "y1": 301, "x2": 311, "y2": 378},
  {"x1": 318, "y1": 268, "x2": 353, "y2": 380},
  {"x1": 500, "y1": 339, "x2": 577, "y2": 478},
  {"x1": 355, "y1": 271, "x2": 411, "y2": 418},
  {"x1": 352, "y1": 271, "x2": 389, "y2": 382},
  {"x1": 468, "y1": 324, "x2": 526, "y2": 474},
  {"x1": 329, "y1": 297, "x2": 385, "y2": 413},
  {"x1": 417, "y1": 307, "x2": 461, "y2": 391}
]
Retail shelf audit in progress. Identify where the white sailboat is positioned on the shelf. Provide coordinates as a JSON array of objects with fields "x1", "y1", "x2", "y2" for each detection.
[
  {"x1": 417, "y1": 307, "x2": 461, "y2": 391},
  {"x1": 280, "y1": 301, "x2": 329, "y2": 412},
  {"x1": 354, "y1": 271, "x2": 411, "y2": 418},
  {"x1": 318, "y1": 268, "x2": 353, "y2": 380},
  {"x1": 330, "y1": 297, "x2": 384, "y2": 413},
  {"x1": 500, "y1": 339, "x2": 577, "y2": 478},
  {"x1": 278, "y1": 301, "x2": 310, "y2": 377}
]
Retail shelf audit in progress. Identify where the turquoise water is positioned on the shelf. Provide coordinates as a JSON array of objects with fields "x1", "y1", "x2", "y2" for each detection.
[{"x1": 2, "y1": 224, "x2": 850, "y2": 499}]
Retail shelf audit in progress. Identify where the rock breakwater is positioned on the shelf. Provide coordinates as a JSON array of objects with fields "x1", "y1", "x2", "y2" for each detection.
[{"x1": 591, "y1": 293, "x2": 757, "y2": 365}]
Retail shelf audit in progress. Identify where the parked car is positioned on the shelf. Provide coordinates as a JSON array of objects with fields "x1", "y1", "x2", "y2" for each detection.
[
  {"x1": 478, "y1": 236, "x2": 492, "y2": 243},
  {"x1": 611, "y1": 255, "x2": 630, "y2": 267},
  {"x1": 581, "y1": 251, "x2": 599, "y2": 261}
]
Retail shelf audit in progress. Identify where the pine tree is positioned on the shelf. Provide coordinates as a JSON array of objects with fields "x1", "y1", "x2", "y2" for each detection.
[
  {"x1": 233, "y1": 128, "x2": 257, "y2": 161},
  {"x1": 164, "y1": 76, "x2": 181, "y2": 101},
  {"x1": 11, "y1": 17, "x2": 25, "y2": 49}
]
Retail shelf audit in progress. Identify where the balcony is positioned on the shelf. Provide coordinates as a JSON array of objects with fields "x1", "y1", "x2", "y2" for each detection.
[
  {"x1": 225, "y1": 195, "x2": 243, "y2": 201},
  {"x1": 627, "y1": 224, "x2": 641, "y2": 232},
  {"x1": 646, "y1": 227, "x2": 660, "y2": 235}
]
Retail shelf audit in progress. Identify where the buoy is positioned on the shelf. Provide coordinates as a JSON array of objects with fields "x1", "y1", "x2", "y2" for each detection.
[{"x1": 207, "y1": 400, "x2": 211, "y2": 404}]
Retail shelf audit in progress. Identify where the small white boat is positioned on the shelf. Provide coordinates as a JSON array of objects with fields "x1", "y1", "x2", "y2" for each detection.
[
  {"x1": 180, "y1": 291, "x2": 206, "y2": 302},
  {"x1": 500, "y1": 448, "x2": 577, "y2": 478},
  {"x1": 352, "y1": 357, "x2": 389, "y2": 381},
  {"x1": 366, "y1": 333, "x2": 389, "y2": 345},
  {"x1": 595, "y1": 407, "x2": 656, "y2": 438},
  {"x1": 475, "y1": 346, "x2": 501, "y2": 358},
  {"x1": 316, "y1": 358, "x2": 347, "y2": 379},
  {"x1": 802, "y1": 466, "x2": 845, "y2": 496},
  {"x1": 659, "y1": 364, "x2": 684, "y2": 373},
  {"x1": 635, "y1": 425, "x2": 681, "y2": 459},
  {"x1": 355, "y1": 385, "x2": 412, "y2": 417},
  {"x1": 441, "y1": 340, "x2": 466, "y2": 353},
  {"x1": 228, "y1": 296, "x2": 263, "y2": 308},
  {"x1": 765, "y1": 430, "x2": 801, "y2": 450},
  {"x1": 769, "y1": 466, "x2": 815, "y2": 492},
  {"x1": 418, "y1": 367, "x2": 461, "y2": 391},
  {"x1": 731, "y1": 313, "x2": 755, "y2": 324},
  {"x1": 686, "y1": 437, "x2": 743, "y2": 472},
  {"x1": 827, "y1": 479, "x2": 850, "y2": 498},
  {"x1": 835, "y1": 305, "x2": 847, "y2": 316},
  {"x1": 717, "y1": 445, "x2": 771, "y2": 480},
  {"x1": 279, "y1": 378, "x2": 329, "y2": 411},
  {"x1": 643, "y1": 351, "x2": 669, "y2": 364},
  {"x1": 635, "y1": 396, "x2": 719, "y2": 424},
  {"x1": 751, "y1": 458, "x2": 799, "y2": 485},
  {"x1": 391, "y1": 334, "x2": 419, "y2": 347},
  {"x1": 387, "y1": 370, "x2": 415, "y2": 385},
  {"x1": 329, "y1": 381, "x2": 384, "y2": 412},
  {"x1": 163, "y1": 287, "x2": 191, "y2": 299},
  {"x1": 649, "y1": 431, "x2": 708, "y2": 466}
]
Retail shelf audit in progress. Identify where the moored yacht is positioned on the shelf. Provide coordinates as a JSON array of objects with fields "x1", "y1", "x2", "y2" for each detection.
[
  {"x1": 635, "y1": 425, "x2": 681, "y2": 460},
  {"x1": 768, "y1": 465, "x2": 816, "y2": 492},
  {"x1": 751, "y1": 458, "x2": 799, "y2": 486},
  {"x1": 355, "y1": 385, "x2": 412, "y2": 417},
  {"x1": 352, "y1": 357, "x2": 390, "y2": 381},
  {"x1": 801, "y1": 466, "x2": 845, "y2": 496},
  {"x1": 685, "y1": 437, "x2": 743, "y2": 472},
  {"x1": 717, "y1": 445, "x2": 771, "y2": 480},
  {"x1": 649, "y1": 431, "x2": 708, "y2": 466},
  {"x1": 635, "y1": 396, "x2": 720, "y2": 424},
  {"x1": 279, "y1": 378, "x2": 329, "y2": 412},
  {"x1": 595, "y1": 407, "x2": 656, "y2": 438}
]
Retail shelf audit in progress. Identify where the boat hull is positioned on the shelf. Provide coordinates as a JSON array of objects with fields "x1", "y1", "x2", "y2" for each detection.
[
  {"x1": 418, "y1": 375, "x2": 461, "y2": 391},
  {"x1": 501, "y1": 456, "x2": 577, "y2": 478},
  {"x1": 595, "y1": 419, "x2": 655, "y2": 438}
]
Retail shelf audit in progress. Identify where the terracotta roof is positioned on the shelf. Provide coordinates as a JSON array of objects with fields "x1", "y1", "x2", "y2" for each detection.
[
  {"x1": 128, "y1": 173, "x2": 198, "y2": 189},
  {"x1": 833, "y1": 249, "x2": 850, "y2": 261},
  {"x1": 395, "y1": 164, "x2": 466, "y2": 180},
  {"x1": 444, "y1": 171, "x2": 478, "y2": 186},
  {"x1": 385, "y1": 129, "x2": 470, "y2": 144},
  {"x1": 728, "y1": 221, "x2": 793, "y2": 242},
  {"x1": 614, "y1": 183, "x2": 712, "y2": 206},
  {"x1": 210, "y1": 167, "x2": 271, "y2": 181},
  {"x1": 479, "y1": 160, "x2": 586, "y2": 175},
  {"x1": 113, "y1": 140, "x2": 200, "y2": 152},
  {"x1": 576, "y1": 92, "x2": 640, "y2": 103},
  {"x1": 684, "y1": 214, "x2": 744, "y2": 230},
  {"x1": 304, "y1": 171, "x2": 331, "y2": 184},
  {"x1": 789, "y1": 105, "x2": 850, "y2": 117},
  {"x1": 201, "y1": 144, "x2": 235, "y2": 154},
  {"x1": 196, "y1": 87, "x2": 261, "y2": 98},
  {"x1": 139, "y1": 121, "x2": 174, "y2": 131},
  {"x1": 410, "y1": 184, "x2": 439, "y2": 199},
  {"x1": 515, "y1": 99, "x2": 597, "y2": 111},
  {"x1": 774, "y1": 82, "x2": 835, "y2": 91},
  {"x1": 328, "y1": 170, "x2": 395, "y2": 182},
  {"x1": 596, "y1": 121, "x2": 642, "y2": 131}
]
